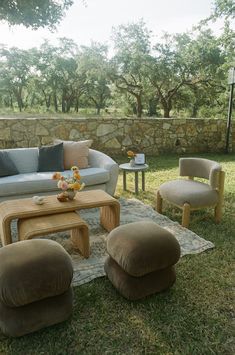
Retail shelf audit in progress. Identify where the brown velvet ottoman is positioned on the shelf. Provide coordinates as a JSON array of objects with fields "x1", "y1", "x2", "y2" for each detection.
[
  {"x1": 104, "y1": 221, "x2": 180, "y2": 300},
  {"x1": 0, "y1": 239, "x2": 74, "y2": 337}
]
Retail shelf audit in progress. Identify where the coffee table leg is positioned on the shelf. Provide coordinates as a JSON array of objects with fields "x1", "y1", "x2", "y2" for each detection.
[
  {"x1": 123, "y1": 171, "x2": 127, "y2": 191},
  {"x1": 70, "y1": 225, "x2": 90, "y2": 258},
  {"x1": 135, "y1": 172, "x2": 139, "y2": 194},
  {"x1": 142, "y1": 171, "x2": 145, "y2": 191},
  {"x1": 100, "y1": 202, "x2": 120, "y2": 232}
]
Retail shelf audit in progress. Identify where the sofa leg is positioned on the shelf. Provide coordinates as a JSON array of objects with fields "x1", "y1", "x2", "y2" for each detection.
[
  {"x1": 156, "y1": 190, "x2": 163, "y2": 213},
  {"x1": 182, "y1": 203, "x2": 190, "y2": 228}
]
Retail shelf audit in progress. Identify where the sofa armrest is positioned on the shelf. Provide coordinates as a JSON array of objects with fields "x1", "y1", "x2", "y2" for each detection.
[{"x1": 88, "y1": 149, "x2": 119, "y2": 196}]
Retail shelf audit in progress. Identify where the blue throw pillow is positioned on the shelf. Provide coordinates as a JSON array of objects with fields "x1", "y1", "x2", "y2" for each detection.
[
  {"x1": 38, "y1": 143, "x2": 64, "y2": 172},
  {"x1": 0, "y1": 151, "x2": 19, "y2": 177}
]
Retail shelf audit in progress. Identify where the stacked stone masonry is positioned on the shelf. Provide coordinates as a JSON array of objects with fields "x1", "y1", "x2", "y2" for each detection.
[{"x1": 0, "y1": 117, "x2": 233, "y2": 154}]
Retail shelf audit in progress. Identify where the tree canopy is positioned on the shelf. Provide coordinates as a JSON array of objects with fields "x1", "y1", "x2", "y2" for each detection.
[
  {"x1": 0, "y1": 0, "x2": 233, "y2": 118},
  {"x1": 212, "y1": 0, "x2": 235, "y2": 19},
  {"x1": 0, "y1": 0, "x2": 74, "y2": 29},
  {"x1": 0, "y1": 23, "x2": 231, "y2": 118}
]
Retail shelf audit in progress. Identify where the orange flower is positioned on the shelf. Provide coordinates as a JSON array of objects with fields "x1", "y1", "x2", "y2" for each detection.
[
  {"x1": 73, "y1": 172, "x2": 81, "y2": 180},
  {"x1": 52, "y1": 172, "x2": 62, "y2": 180}
]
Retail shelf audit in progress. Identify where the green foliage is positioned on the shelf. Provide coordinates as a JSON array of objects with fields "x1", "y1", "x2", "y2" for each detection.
[
  {"x1": 77, "y1": 43, "x2": 111, "y2": 114},
  {"x1": 0, "y1": 10, "x2": 233, "y2": 118},
  {"x1": 212, "y1": 0, "x2": 235, "y2": 19},
  {"x1": 110, "y1": 20, "x2": 151, "y2": 117},
  {"x1": 0, "y1": 0, "x2": 74, "y2": 30}
]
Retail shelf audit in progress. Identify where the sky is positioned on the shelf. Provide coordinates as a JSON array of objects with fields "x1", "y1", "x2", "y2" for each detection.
[{"x1": 0, "y1": 0, "x2": 226, "y2": 50}]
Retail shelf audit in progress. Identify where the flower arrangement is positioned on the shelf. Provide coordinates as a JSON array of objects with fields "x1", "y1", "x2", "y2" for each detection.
[
  {"x1": 52, "y1": 166, "x2": 85, "y2": 201},
  {"x1": 127, "y1": 150, "x2": 136, "y2": 159},
  {"x1": 127, "y1": 150, "x2": 137, "y2": 167}
]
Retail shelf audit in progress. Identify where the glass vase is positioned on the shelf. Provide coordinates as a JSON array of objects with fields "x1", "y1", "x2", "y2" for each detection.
[
  {"x1": 129, "y1": 159, "x2": 135, "y2": 167},
  {"x1": 66, "y1": 190, "x2": 76, "y2": 200}
]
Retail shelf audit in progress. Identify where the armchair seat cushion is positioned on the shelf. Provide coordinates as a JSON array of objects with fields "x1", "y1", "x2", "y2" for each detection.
[{"x1": 159, "y1": 179, "x2": 219, "y2": 208}]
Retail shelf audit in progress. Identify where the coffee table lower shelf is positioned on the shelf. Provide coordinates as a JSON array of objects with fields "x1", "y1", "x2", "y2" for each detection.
[{"x1": 18, "y1": 212, "x2": 90, "y2": 258}]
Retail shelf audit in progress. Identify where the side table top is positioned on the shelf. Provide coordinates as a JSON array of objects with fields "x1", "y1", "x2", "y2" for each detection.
[{"x1": 119, "y1": 163, "x2": 149, "y2": 172}]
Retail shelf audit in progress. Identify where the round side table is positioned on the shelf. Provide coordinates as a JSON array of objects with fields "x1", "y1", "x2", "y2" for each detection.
[{"x1": 119, "y1": 163, "x2": 149, "y2": 194}]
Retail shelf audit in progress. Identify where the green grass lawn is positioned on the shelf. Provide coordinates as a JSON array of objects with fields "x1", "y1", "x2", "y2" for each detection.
[{"x1": 0, "y1": 153, "x2": 234, "y2": 355}]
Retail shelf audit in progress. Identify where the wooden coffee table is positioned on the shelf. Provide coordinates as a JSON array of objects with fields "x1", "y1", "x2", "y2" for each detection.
[{"x1": 0, "y1": 190, "x2": 120, "y2": 246}]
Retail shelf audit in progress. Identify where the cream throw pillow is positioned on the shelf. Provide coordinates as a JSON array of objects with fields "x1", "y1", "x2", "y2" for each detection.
[{"x1": 54, "y1": 139, "x2": 93, "y2": 169}]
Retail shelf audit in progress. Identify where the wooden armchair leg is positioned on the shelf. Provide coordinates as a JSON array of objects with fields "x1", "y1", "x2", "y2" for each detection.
[
  {"x1": 214, "y1": 204, "x2": 222, "y2": 223},
  {"x1": 156, "y1": 190, "x2": 163, "y2": 213},
  {"x1": 214, "y1": 170, "x2": 225, "y2": 224},
  {"x1": 182, "y1": 203, "x2": 191, "y2": 228}
]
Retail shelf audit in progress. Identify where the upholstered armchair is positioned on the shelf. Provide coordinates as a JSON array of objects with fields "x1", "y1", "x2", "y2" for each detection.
[{"x1": 156, "y1": 158, "x2": 225, "y2": 228}]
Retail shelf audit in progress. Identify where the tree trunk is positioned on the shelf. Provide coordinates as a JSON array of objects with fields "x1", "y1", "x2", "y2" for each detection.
[
  {"x1": 163, "y1": 107, "x2": 171, "y2": 118},
  {"x1": 14, "y1": 89, "x2": 23, "y2": 112},
  {"x1": 62, "y1": 100, "x2": 65, "y2": 113},
  {"x1": 96, "y1": 106, "x2": 101, "y2": 115},
  {"x1": 53, "y1": 92, "x2": 58, "y2": 112},
  {"x1": 161, "y1": 99, "x2": 172, "y2": 118},
  {"x1": 75, "y1": 98, "x2": 79, "y2": 113},
  {"x1": 136, "y1": 95, "x2": 142, "y2": 118},
  {"x1": 148, "y1": 98, "x2": 157, "y2": 116},
  {"x1": 192, "y1": 104, "x2": 198, "y2": 118},
  {"x1": 10, "y1": 95, "x2": 13, "y2": 109}
]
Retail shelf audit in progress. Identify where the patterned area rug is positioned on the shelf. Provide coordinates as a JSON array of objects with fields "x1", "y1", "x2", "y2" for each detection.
[{"x1": 8, "y1": 197, "x2": 214, "y2": 287}]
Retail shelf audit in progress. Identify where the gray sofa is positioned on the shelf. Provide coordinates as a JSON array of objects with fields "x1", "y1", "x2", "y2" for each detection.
[{"x1": 0, "y1": 148, "x2": 119, "y2": 202}]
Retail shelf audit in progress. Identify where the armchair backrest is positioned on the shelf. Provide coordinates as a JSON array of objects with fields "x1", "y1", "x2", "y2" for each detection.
[{"x1": 179, "y1": 158, "x2": 222, "y2": 189}]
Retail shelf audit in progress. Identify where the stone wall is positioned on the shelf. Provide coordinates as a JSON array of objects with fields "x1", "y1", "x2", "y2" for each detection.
[{"x1": 0, "y1": 117, "x2": 233, "y2": 154}]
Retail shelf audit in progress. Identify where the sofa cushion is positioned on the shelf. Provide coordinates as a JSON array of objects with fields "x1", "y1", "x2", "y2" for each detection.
[
  {"x1": 0, "y1": 172, "x2": 59, "y2": 196},
  {"x1": 0, "y1": 168, "x2": 110, "y2": 197},
  {"x1": 0, "y1": 239, "x2": 73, "y2": 307},
  {"x1": 0, "y1": 151, "x2": 19, "y2": 177},
  {"x1": 159, "y1": 179, "x2": 219, "y2": 207},
  {"x1": 38, "y1": 143, "x2": 64, "y2": 172},
  {"x1": 5, "y1": 147, "x2": 39, "y2": 174},
  {"x1": 54, "y1": 139, "x2": 92, "y2": 169},
  {"x1": 107, "y1": 221, "x2": 181, "y2": 277},
  {"x1": 80, "y1": 167, "x2": 109, "y2": 186}
]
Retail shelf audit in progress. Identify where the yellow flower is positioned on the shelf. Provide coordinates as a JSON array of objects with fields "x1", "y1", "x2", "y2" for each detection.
[
  {"x1": 127, "y1": 150, "x2": 136, "y2": 158},
  {"x1": 72, "y1": 182, "x2": 81, "y2": 190},
  {"x1": 71, "y1": 166, "x2": 79, "y2": 172}
]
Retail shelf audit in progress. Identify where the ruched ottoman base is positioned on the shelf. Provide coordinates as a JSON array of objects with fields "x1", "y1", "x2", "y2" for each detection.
[{"x1": 105, "y1": 256, "x2": 176, "y2": 300}]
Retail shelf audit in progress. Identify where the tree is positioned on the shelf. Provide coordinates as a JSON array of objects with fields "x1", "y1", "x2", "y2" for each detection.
[
  {"x1": 33, "y1": 39, "x2": 81, "y2": 112},
  {"x1": 146, "y1": 30, "x2": 226, "y2": 118},
  {"x1": 0, "y1": 0, "x2": 74, "y2": 29},
  {"x1": 77, "y1": 43, "x2": 111, "y2": 115},
  {"x1": 110, "y1": 20, "x2": 151, "y2": 117},
  {"x1": 0, "y1": 46, "x2": 34, "y2": 111},
  {"x1": 211, "y1": 0, "x2": 235, "y2": 20},
  {"x1": 146, "y1": 33, "x2": 193, "y2": 118}
]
